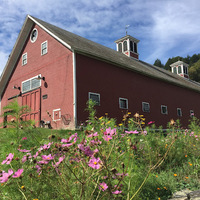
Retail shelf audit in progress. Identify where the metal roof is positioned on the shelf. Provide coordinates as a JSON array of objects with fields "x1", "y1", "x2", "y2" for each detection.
[
  {"x1": 1, "y1": 15, "x2": 200, "y2": 98},
  {"x1": 170, "y1": 60, "x2": 189, "y2": 67}
]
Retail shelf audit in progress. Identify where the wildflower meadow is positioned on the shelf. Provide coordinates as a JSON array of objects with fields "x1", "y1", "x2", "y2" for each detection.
[{"x1": 0, "y1": 100, "x2": 199, "y2": 200}]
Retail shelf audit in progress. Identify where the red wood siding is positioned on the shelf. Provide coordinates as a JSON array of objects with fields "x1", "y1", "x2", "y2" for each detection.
[
  {"x1": 76, "y1": 54, "x2": 200, "y2": 128},
  {"x1": 21, "y1": 88, "x2": 40, "y2": 126},
  {"x1": 1, "y1": 24, "x2": 74, "y2": 129}
]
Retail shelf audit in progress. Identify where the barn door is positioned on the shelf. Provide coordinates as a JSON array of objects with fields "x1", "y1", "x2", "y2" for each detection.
[{"x1": 21, "y1": 89, "x2": 41, "y2": 126}]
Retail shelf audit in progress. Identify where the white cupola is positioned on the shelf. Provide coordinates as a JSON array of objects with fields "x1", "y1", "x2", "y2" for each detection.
[
  {"x1": 115, "y1": 35, "x2": 140, "y2": 60},
  {"x1": 170, "y1": 61, "x2": 189, "y2": 79}
]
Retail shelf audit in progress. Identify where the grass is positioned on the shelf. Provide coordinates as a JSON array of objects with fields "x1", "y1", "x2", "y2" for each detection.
[{"x1": 0, "y1": 100, "x2": 199, "y2": 200}]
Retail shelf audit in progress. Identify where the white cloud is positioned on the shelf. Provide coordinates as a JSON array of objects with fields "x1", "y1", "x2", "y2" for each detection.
[
  {"x1": 0, "y1": 51, "x2": 9, "y2": 75},
  {"x1": 1, "y1": 0, "x2": 200, "y2": 74}
]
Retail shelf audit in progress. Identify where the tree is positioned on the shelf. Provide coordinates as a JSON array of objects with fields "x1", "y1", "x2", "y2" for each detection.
[
  {"x1": 164, "y1": 56, "x2": 183, "y2": 71},
  {"x1": 189, "y1": 54, "x2": 200, "y2": 65},
  {"x1": 153, "y1": 59, "x2": 164, "y2": 68},
  {"x1": 188, "y1": 59, "x2": 200, "y2": 82}
]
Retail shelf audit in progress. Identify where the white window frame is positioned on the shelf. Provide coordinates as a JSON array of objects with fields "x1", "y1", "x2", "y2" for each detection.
[
  {"x1": 173, "y1": 66, "x2": 177, "y2": 74},
  {"x1": 89, "y1": 92, "x2": 100, "y2": 106},
  {"x1": 30, "y1": 28, "x2": 38, "y2": 43},
  {"x1": 53, "y1": 108, "x2": 61, "y2": 121},
  {"x1": 21, "y1": 75, "x2": 41, "y2": 93},
  {"x1": 142, "y1": 102, "x2": 150, "y2": 113},
  {"x1": 22, "y1": 53, "x2": 27, "y2": 66},
  {"x1": 119, "y1": 98, "x2": 128, "y2": 109},
  {"x1": 161, "y1": 105, "x2": 168, "y2": 115},
  {"x1": 177, "y1": 108, "x2": 182, "y2": 117},
  {"x1": 41, "y1": 41, "x2": 48, "y2": 55}
]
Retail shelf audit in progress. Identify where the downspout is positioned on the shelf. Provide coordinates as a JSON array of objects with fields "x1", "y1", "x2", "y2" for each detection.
[{"x1": 73, "y1": 51, "x2": 77, "y2": 129}]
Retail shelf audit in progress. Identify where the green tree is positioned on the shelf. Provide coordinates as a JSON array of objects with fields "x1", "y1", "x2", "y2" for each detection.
[
  {"x1": 182, "y1": 55, "x2": 191, "y2": 65},
  {"x1": 164, "y1": 56, "x2": 183, "y2": 71},
  {"x1": 189, "y1": 59, "x2": 200, "y2": 82},
  {"x1": 189, "y1": 54, "x2": 200, "y2": 65},
  {"x1": 153, "y1": 59, "x2": 164, "y2": 68}
]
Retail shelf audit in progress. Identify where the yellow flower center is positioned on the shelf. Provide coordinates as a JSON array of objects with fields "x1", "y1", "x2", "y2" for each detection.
[{"x1": 94, "y1": 161, "x2": 97, "y2": 165}]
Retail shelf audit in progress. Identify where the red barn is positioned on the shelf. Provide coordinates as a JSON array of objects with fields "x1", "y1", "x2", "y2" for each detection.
[{"x1": 1, "y1": 15, "x2": 200, "y2": 129}]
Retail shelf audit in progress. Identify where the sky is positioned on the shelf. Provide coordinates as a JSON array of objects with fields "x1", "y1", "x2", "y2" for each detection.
[{"x1": 1, "y1": 0, "x2": 200, "y2": 75}]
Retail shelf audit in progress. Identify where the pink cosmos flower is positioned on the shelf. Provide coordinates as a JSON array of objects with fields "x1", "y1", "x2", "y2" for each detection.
[
  {"x1": 35, "y1": 165, "x2": 42, "y2": 174},
  {"x1": 12, "y1": 169, "x2": 23, "y2": 178},
  {"x1": 93, "y1": 148, "x2": 99, "y2": 153},
  {"x1": 2, "y1": 153, "x2": 14, "y2": 165},
  {"x1": 112, "y1": 190, "x2": 122, "y2": 194},
  {"x1": 88, "y1": 157, "x2": 102, "y2": 169},
  {"x1": 125, "y1": 130, "x2": 139, "y2": 134},
  {"x1": 90, "y1": 140, "x2": 102, "y2": 145},
  {"x1": 78, "y1": 143, "x2": 85, "y2": 151},
  {"x1": 37, "y1": 160, "x2": 49, "y2": 165},
  {"x1": 40, "y1": 142, "x2": 53, "y2": 150},
  {"x1": 99, "y1": 182, "x2": 108, "y2": 191},
  {"x1": 103, "y1": 135, "x2": 112, "y2": 141},
  {"x1": 41, "y1": 154, "x2": 54, "y2": 161},
  {"x1": 33, "y1": 151, "x2": 39, "y2": 159},
  {"x1": 87, "y1": 132, "x2": 98, "y2": 138},
  {"x1": 0, "y1": 169, "x2": 13, "y2": 183},
  {"x1": 78, "y1": 144, "x2": 94, "y2": 157},
  {"x1": 84, "y1": 146, "x2": 94, "y2": 157},
  {"x1": 21, "y1": 155, "x2": 27, "y2": 163},
  {"x1": 148, "y1": 121, "x2": 155, "y2": 125},
  {"x1": 61, "y1": 143, "x2": 73, "y2": 147},
  {"x1": 104, "y1": 127, "x2": 116, "y2": 136},
  {"x1": 18, "y1": 149, "x2": 31, "y2": 152},
  {"x1": 61, "y1": 133, "x2": 78, "y2": 147},
  {"x1": 61, "y1": 133, "x2": 78, "y2": 143},
  {"x1": 22, "y1": 137, "x2": 27, "y2": 140},
  {"x1": 143, "y1": 130, "x2": 147, "y2": 135},
  {"x1": 52, "y1": 156, "x2": 65, "y2": 167}
]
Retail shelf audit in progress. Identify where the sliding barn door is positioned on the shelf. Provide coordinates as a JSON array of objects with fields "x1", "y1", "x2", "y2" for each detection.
[{"x1": 21, "y1": 89, "x2": 41, "y2": 126}]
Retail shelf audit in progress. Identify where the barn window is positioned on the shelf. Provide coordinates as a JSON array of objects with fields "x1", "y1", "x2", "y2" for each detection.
[
  {"x1": 22, "y1": 53, "x2": 27, "y2": 66},
  {"x1": 177, "y1": 108, "x2": 182, "y2": 117},
  {"x1": 119, "y1": 98, "x2": 128, "y2": 109},
  {"x1": 30, "y1": 28, "x2": 38, "y2": 43},
  {"x1": 173, "y1": 67, "x2": 177, "y2": 74},
  {"x1": 118, "y1": 43, "x2": 122, "y2": 52},
  {"x1": 183, "y1": 66, "x2": 188, "y2": 74},
  {"x1": 89, "y1": 92, "x2": 100, "y2": 106},
  {"x1": 123, "y1": 41, "x2": 128, "y2": 52},
  {"x1": 178, "y1": 65, "x2": 182, "y2": 74},
  {"x1": 22, "y1": 75, "x2": 41, "y2": 93},
  {"x1": 53, "y1": 109, "x2": 61, "y2": 121},
  {"x1": 142, "y1": 102, "x2": 150, "y2": 112},
  {"x1": 161, "y1": 105, "x2": 168, "y2": 115},
  {"x1": 41, "y1": 41, "x2": 48, "y2": 55},
  {"x1": 134, "y1": 42, "x2": 137, "y2": 53},
  {"x1": 130, "y1": 41, "x2": 134, "y2": 52}
]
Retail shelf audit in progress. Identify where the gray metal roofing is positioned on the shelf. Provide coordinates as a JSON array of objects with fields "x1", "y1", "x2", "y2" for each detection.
[
  {"x1": 1, "y1": 15, "x2": 200, "y2": 97},
  {"x1": 32, "y1": 16, "x2": 200, "y2": 93}
]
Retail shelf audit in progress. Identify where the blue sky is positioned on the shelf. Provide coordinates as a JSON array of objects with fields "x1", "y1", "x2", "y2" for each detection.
[{"x1": 1, "y1": 0, "x2": 200, "y2": 75}]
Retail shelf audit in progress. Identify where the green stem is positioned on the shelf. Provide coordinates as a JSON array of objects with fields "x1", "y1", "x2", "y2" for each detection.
[{"x1": 129, "y1": 136, "x2": 177, "y2": 200}]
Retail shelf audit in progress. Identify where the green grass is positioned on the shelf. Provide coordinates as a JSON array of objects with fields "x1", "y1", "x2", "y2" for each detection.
[
  {"x1": 0, "y1": 100, "x2": 199, "y2": 199},
  {"x1": 0, "y1": 123, "x2": 199, "y2": 200}
]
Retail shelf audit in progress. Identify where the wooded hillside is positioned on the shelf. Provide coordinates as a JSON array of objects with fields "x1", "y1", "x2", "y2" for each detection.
[{"x1": 154, "y1": 54, "x2": 200, "y2": 82}]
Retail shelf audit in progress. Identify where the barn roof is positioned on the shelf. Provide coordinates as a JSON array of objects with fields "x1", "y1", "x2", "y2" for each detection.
[{"x1": 1, "y1": 15, "x2": 200, "y2": 97}]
